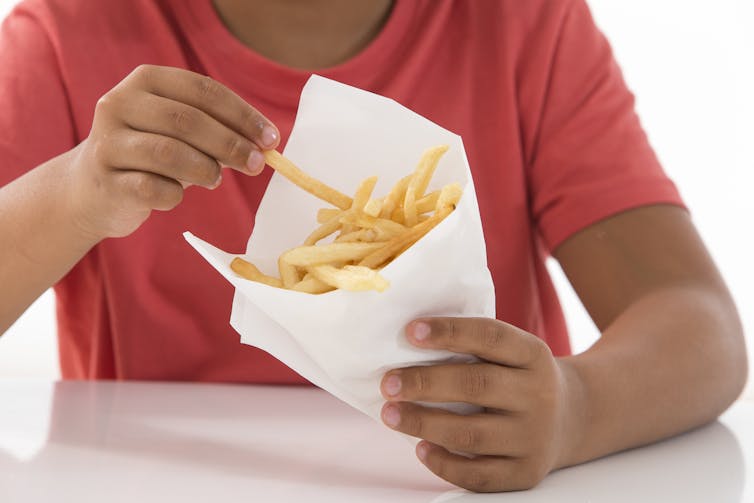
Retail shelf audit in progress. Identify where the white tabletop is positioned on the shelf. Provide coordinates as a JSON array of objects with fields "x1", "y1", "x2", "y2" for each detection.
[{"x1": 0, "y1": 380, "x2": 751, "y2": 502}]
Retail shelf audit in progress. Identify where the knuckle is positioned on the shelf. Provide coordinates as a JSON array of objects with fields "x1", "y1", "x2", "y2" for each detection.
[
  {"x1": 169, "y1": 107, "x2": 197, "y2": 133},
  {"x1": 449, "y1": 426, "x2": 479, "y2": 452},
  {"x1": 240, "y1": 106, "x2": 259, "y2": 129},
  {"x1": 151, "y1": 137, "x2": 178, "y2": 164},
  {"x1": 224, "y1": 135, "x2": 249, "y2": 163},
  {"x1": 462, "y1": 366, "x2": 489, "y2": 399},
  {"x1": 95, "y1": 92, "x2": 119, "y2": 115},
  {"x1": 482, "y1": 324, "x2": 504, "y2": 351},
  {"x1": 131, "y1": 64, "x2": 156, "y2": 85},
  {"x1": 129, "y1": 173, "x2": 157, "y2": 203},
  {"x1": 163, "y1": 183, "x2": 184, "y2": 209},
  {"x1": 445, "y1": 319, "x2": 460, "y2": 347},
  {"x1": 196, "y1": 75, "x2": 222, "y2": 102},
  {"x1": 412, "y1": 369, "x2": 431, "y2": 396},
  {"x1": 199, "y1": 160, "x2": 221, "y2": 185},
  {"x1": 408, "y1": 409, "x2": 425, "y2": 437},
  {"x1": 527, "y1": 336, "x2": 551, "y2": 365}
]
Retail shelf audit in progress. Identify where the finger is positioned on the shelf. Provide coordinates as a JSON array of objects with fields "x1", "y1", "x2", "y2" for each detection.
[
  {"x1": 120, "y1": 92, "x2": 265, "y2": 175},
  {"x1": 381, "y1": 402, "x2": 525, "y2": 456},
  {"x1": 102, "y1": 130, "x2": 221, "y2": 189},
  {"x1": 131, "y1": 65, "x2": 279, "y2": 149},
  {"x1": 406, "y1": 318, "x2": 551, "y2": 368},
  {"x1": 115, "y1": 170, "x2": 184, "y2": 211},
  {"x1": 417, "y1": 442, "x2": 542, "y2": 492},
  {"x1": 381, "y1": 363, "x2": 525, "y2": 410}
]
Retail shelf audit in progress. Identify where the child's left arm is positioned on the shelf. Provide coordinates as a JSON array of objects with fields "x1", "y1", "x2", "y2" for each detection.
[{"x1": 379, "y1": 204, "x2": 747, "y2": 493}]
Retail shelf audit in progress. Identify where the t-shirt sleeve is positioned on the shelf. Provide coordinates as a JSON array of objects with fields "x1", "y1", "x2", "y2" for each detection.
[
  {"x1": 525, "y1": 0, "x2": 684, "y2": 252},
  {"x1": 0, "y1": 4, "x2": 76, "y2": 188}
]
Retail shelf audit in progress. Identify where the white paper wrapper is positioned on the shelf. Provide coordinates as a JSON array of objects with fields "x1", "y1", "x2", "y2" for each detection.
[{"x1": 184, "y1": 75, "x2": 495, "y2": 424}]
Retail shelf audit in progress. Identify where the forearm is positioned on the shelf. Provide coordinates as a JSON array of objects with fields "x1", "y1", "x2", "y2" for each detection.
[
  {"x1": 557, "y1": 285, "x2": 747, "y2": 468},
  {"x1": 0, "y1": 146, "x2": 99, "y2": 334}
]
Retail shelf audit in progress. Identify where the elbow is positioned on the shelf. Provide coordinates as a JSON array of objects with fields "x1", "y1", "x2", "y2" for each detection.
[
  {"x1": 707, "y1": 290, "x2": 748, "y2": 414},
  {"x1": 726, "y1": 325, "x2": 748, "y2": 405}
]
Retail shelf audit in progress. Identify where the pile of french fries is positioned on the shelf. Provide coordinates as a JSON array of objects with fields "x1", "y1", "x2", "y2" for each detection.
[{"x1": 230, "y1": 145, "x2": 462, "y2": 293}]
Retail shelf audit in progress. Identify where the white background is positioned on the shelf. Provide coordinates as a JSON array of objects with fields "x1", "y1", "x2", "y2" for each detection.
[{"x1": 0, "y1": 0, "x2": 752, "y2": 397}]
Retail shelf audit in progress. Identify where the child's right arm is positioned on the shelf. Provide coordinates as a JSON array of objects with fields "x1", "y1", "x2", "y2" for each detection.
[{"x1": 0, "y1": 65, "x2": 280, "y2": 334}]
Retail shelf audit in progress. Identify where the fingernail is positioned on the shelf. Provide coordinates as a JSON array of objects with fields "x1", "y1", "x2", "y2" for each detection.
[
  {"x1": 384, "y1": 374, "x2": 402, "y2": 397},
  {"x1": 261, "y1": 125, "x2": 278, "y2": 147},
  {"x1": 411, "y1": 321, "x2": 431, "y2": 341},
  {"x1": 246, "y1": 150, "x2": 265, "y2": 175},
  {"x1": 417, "y1": 442, "x2": 429, "y2": 462},
  {"x1": 382, "y1": 404, "x2": 400, "y2": 428}
]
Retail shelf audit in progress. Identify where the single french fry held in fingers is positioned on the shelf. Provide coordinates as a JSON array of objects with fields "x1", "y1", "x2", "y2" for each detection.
[
  {"x1": 263, "y1": 150, "x2": 353, "y2": 210},
  {"x1": 233, "y1": 146, "x2": 461, "y2": 293}
]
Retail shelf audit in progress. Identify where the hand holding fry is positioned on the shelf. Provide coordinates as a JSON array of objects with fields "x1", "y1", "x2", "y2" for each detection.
[{"x1": 68, "y1": 65, "x2": 280, "y2": 240}]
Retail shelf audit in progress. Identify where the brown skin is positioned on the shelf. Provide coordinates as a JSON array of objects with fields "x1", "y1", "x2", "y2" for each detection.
[
  {"x1": 0, "y1": 65, "x2": 280, "y2": 333},
  {"x1": 380, "y1": 206, "x2": 747, "y2": 491},
  {"x1": 213, "y1": 0, "x2": 394, "y2": 69},
  {"x1": 0, "y1": 0, "x2": 747, "y2": 493}
]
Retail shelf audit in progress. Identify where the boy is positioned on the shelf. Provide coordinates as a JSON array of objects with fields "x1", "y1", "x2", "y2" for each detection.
[{"x1": 0, "y1": 0, "x2": 746, "y2": 492}]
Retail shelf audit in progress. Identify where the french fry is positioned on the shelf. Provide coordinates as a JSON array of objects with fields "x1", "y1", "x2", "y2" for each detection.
[
  {"x1": 379, "y1": 174, "x2": 412, "y2": 219},
  {"x1": 359, "y1": 205, "x2": 453, "y2": 269},
  {"x1": 343, "y1": 176, "x2": 378, "y2": 234},
  {"x1": 230, "y1": 258, "x2": 283, "y2": 288},
  {"x1": 308, "y1": 265, "x2": 389, "y2": 292},
  {"x1": 292, "y1": 275, "x2": 335, "y2": 294},
  {"x1": 317, "y1": 208, "x2": 341, "y2": 224},
  {"x1": 305, "y1": 209, "x2": 354, "y2": 245},
  {"x1": 363, "y1": 198, "x2": 383, "y2": 217},
  {"x1": 410, "y1": 146, "x2": 449, "y2": 198},
  {"x1": 335, "y1": 229, "x2": 377, "y2": 243},
  {"x1": 392, "y1": 190, "x2": 439, "y2": 223},
  {"x1": 264, "y1": 150, "x2": 353, "y2": 210},
  {"x1": 351, "y1": 176, "x2": 378, "y2": 211},
  {"x1": 282, "y1": 242, "x2": 384, "y2": 267},
  {"x1": 234, "y1": 146, "x2": 460, "y2": 294},
  {"x1": 436, "y1": 182, "x2": 463, "y2": 210},
  {"x1": 278, "y1": 256, "x2": 301, "y2": 288},
  {"x1": 338, "y1": 212, "x2": 406, "y2": 236},
  {"x1": 403, "y1": 145, "x2": 449, "y2": 226}
]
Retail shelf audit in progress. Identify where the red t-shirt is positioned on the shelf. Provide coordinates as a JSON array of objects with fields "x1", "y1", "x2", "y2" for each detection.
[{"x1": 0, "y1": 0, "x2": 683, "y2": 381}]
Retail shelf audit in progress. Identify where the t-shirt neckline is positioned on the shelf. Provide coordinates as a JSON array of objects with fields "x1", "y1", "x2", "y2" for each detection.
[{"x1": 175, "y1": 0, "x2": 416, "y2": 107}]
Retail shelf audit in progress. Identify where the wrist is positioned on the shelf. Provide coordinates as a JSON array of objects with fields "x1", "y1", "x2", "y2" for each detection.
[
  {"x1": 553, "y1": 355, "x2": 590, "y2": 470},
  {"x1": 56, "y1": 143, "x2": 107, "y2": 247}
]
